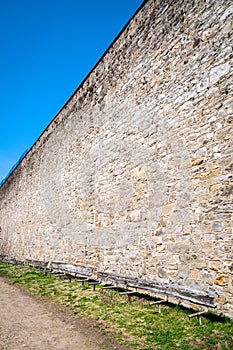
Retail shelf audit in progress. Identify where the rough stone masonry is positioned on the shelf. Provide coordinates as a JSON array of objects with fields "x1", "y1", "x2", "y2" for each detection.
[{"x1": 0, "y1": 0, "x2": 232, "y2": 318}]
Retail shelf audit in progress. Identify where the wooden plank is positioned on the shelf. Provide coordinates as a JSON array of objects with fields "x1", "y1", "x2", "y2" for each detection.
[
  {"x1": 103, "y1": 285, "x2": 117, "y2": 289},
  {"x1": 98, "y1": 272, "x2": 217, "y2": 308},
  {"x1": 149, "y1": 299, "x2": 166, "y2": 306},
  {"x1": 50, "y1": 262, "x2": 93, "y2": 277},
  {"x1": 188, "y1": 310, "x2": 207, "y2": 318}
]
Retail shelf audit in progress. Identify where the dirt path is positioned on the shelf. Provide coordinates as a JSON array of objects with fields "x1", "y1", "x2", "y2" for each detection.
[{"x1": 0, "y1": 279, "x2": 130, "y2": 350}]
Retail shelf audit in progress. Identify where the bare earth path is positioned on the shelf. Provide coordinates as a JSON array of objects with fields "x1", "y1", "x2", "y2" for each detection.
[{"x1": 0, "y1": 279, "x2": 129, "y2": 350}]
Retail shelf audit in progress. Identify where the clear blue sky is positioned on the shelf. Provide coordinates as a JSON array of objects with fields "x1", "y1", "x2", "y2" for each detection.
[{"x1": 0, "y1": 0, "x2": 143, "y2": 182}]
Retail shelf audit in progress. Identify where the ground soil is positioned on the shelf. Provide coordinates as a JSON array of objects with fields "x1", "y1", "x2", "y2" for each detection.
[{"x1": 0, "y1": 278, "x2": 131, "y2": 350}]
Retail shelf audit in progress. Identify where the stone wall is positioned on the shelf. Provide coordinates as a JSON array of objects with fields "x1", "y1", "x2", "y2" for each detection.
[{"x1": 0, "y1": 0, "x2": 232, "y2": 317}]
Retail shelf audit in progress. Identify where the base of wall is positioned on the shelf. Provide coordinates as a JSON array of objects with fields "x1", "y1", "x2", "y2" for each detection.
[{"x1": 0, "y1": 255, "x2": 217, "y2": 310}]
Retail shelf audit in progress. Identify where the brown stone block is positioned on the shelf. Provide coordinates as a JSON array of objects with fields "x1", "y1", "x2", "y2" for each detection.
[
  {"x1": 166, "y1": 270, "x2": 178, "y2": 278},
  {"x1": 207, "y1": 260, "x2": 222, "y2": 271},
  {"x1": 200, "y1": 222, "x2": 212, "y2": 233},
  {"x1": 214, "y1": 273, "x2": 228, "y2": 286},
  {"x1": 195, "y1": 193, "x2": 211, "y2": 202},
  {"x1": 191, "y1": 158, "x2": 204, "y2": 166},
  {"x1": 210, "y1": 183, "x2": 224, "y2": 192},
  {"x1": 190, "y1": 269, "x2": 200, "y2": 280},
  {"x1": 162, "y1": 203, "x2": 175, "y2": 216},
  {"x1": 217, "y1": 294, "x2": 228, "y2": 304},
  {"x1": 199, "y1": 168, "x2": 222, "y2": 180},
  {"x1": 199, "y1": 241, "x2": 214, "y2": 254}
]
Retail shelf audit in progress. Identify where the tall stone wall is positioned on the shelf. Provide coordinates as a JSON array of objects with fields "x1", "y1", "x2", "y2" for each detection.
[{"x1": 0, "y1": 0, "x2": 232, "y2": 317}]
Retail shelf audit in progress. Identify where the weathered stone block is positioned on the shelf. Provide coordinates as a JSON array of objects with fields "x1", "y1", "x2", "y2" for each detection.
[
  {"x1": 190, "y1": 269, "x2": 200, "y2": 280},
  {"x1": 212, "y1": 221, "x2": 224, "y2": 232},
  {"x1": 191, "y1": 158, "x2": 204, "y2": 166},
  {"x1": 214, "y1": 273, "x2": 229, "y2": 286}
]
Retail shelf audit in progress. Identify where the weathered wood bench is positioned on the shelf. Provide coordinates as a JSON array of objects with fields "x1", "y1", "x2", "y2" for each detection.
[{"x1": 1, "y1": 258, "x2": 217, "y2": 325}]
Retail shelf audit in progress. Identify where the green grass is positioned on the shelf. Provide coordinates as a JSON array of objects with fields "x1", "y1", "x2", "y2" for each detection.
[{"x1": 0, "y1": 262, "x2": 233, "y2": 349}]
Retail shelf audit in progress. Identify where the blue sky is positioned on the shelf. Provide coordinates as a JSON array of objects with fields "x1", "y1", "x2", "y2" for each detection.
[{"x1": 0, "y1": 0, "x2": 143, "y2": 182}]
